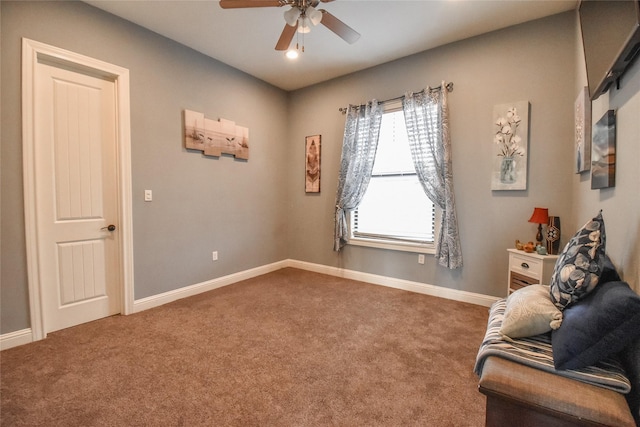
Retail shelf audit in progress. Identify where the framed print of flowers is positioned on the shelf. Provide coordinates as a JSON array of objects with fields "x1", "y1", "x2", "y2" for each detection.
[{"x1": 491, "y1": 101, "x2": 529, "y2": 191}]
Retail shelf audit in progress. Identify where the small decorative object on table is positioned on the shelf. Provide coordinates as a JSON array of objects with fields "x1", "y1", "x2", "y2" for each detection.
[{"x1": 546, "y1": 216, "x2": 561, "y2": 255}]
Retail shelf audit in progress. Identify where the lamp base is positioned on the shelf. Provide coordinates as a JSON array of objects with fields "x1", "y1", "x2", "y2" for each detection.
[{"x1": 535, "y1": 224, "x2": 543, "y2": 247}]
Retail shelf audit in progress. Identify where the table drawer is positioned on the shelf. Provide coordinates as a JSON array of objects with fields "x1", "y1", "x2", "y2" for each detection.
[{"x1": 509, "y1": 253, "x2": 542, "y2": 279}]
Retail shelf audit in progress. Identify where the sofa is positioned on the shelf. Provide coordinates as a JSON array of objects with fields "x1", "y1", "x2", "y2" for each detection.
[
  {"x1": 477, "y1": 312, "x2": 639, "y2": 427},
  {"x1": 476, "y1": 212, "x2": 640, "y2": 427}
]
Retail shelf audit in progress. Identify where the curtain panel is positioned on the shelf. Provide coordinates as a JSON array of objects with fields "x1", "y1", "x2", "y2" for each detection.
[
  {"x1": 333, "y1": 101, "x2": 383, "y2": 251},
  {"x1": 403, "y1": 83, "x2": 463, "y2": 269}
]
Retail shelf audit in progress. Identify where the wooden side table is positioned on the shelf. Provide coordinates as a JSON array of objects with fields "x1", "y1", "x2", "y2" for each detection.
[{"x1": 507, "y1": 249, "x2": 559, "y2": 295}]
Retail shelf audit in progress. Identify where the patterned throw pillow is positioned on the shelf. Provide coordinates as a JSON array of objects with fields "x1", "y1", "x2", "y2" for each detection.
[
  {"x1": 549, "y1": 211, "x2": 606, "y2": 310},
  {"x1": 500, "y1": 284, "x2": 563, "y2": 339}
]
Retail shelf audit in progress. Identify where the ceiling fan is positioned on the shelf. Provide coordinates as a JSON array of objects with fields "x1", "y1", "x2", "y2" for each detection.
[{"x1": 219, "y1": 0, "x2": 360, "y2": 51}]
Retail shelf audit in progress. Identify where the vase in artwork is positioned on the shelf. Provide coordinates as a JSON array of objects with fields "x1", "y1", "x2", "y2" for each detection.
[{"x1": 500, "y1": 156, "x2": 516, "y2": 184}]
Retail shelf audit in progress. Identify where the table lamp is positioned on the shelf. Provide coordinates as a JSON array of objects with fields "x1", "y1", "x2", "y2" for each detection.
[{"x1": 528, "y1": 207, "x2": 549, "y2": 246}]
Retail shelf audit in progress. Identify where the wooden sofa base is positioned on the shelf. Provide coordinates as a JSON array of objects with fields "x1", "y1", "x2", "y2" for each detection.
[
  {"x1": 478, "y1": 356, "x2": 636, "y2": 427},
  {"x1": 482, "y1": 388, "x2": 608, "y2": 427}
]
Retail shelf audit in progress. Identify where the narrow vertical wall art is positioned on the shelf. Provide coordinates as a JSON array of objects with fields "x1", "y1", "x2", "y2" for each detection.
[
  {"x1": 491, "y1": 101, "x2": 530, "y2": 190},
  {"x1": 591, "y1": 110, "x2": 616, "y2": 189},
  {"x1": 575, "y1": 87, "x2": 591, "y2": 173},
  {"x1": 305, "y1": 135, "x2": 321, "y2": 193}
]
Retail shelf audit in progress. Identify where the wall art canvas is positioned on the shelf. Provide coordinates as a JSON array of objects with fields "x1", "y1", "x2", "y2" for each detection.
[
  {"x1": 591, "y1": 110, "x2": 616, "y2": 189},
  {"x1": 305, "y1": 135, "x2": 321, "y2": 193},
  {"x1": 184, "y1": 109, "x2": 249, "y2": 160},
  {"x1": 491, "y1": 101, "x2": 529, "y2": 191},
  {"x1": 184, "y1": 110, "x2": 205, "y2": 151},
  {"x1": 575, "y1": 87, "x2": 591, "y2": 173}
]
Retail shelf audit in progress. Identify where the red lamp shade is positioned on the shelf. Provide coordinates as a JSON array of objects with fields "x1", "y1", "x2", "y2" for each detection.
[{"x1": 528, "y1": 207, "x2": 549, "y2": 225}]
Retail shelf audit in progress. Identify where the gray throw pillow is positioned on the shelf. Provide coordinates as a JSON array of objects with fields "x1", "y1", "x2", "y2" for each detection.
[
  {"x1": 500, "y1": 284, "x2": 563, "y2": 340},
  {"x1": 549, "y1": 211, "x2": 606, "y2": 310}
]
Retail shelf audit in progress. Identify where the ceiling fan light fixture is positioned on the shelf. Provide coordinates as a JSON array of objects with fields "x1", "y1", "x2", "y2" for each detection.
[
  {"x1": 284, "y1": 7, "x2": 300, "y2": 26},
  {"x1": 297, "y1": 17, "x2": 311, "y2": 33},
  {"x1": 285, "y1": 49, "x2": 299, "y2": 59},
  {"x1": 307, "y1": 7, "x2": 322, "y2": 26}
]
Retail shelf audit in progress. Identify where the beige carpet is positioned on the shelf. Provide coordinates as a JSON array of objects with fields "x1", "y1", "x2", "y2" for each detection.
[{"x1": 1, "y1": 268, "x2": 489, "y2": 426}]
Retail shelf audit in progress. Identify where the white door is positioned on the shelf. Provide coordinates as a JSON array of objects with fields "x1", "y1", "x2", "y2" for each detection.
[{"x1": 34, "y1": 60, "x2": 121, "y2": 333}]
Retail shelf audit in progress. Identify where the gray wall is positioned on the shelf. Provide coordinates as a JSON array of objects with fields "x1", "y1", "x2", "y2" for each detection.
[
  {"x1": 571, "y1": 12, "x2": 640, "y2": 292},
  {"x1": 1, "y1": 1, "x2": 290, "y2": 333},
  {"x1": 286, "y1": 12, "x2": 578, "y2": 298},
  {"x1": 2, "y1": 4, "x2": 638, "y2": 336}
]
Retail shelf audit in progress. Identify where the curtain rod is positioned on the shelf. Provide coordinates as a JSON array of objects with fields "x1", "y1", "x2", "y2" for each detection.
[{"x1": 338, "y1": 82, "x2": 454, "y2": 114}]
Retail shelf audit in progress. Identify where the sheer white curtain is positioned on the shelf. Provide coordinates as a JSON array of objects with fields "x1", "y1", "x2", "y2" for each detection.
[
  {"x1": 403, "y1": 83, "x2": 463, "y2": 269},
  {"x1": 334, "y1": 101, "x2": 383, "y2": 251}
]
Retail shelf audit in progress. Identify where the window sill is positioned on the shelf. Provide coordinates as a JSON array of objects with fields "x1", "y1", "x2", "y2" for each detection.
[{"x1": 348, "y1": 236, "x2": 436, "y2": 254}]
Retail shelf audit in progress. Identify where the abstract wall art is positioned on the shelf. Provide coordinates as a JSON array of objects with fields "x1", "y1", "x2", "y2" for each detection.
[{"x1": 591, "y1": 110, "x2": 616, "y2": 189}]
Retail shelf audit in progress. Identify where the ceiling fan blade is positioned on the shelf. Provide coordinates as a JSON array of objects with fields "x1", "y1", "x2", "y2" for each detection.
[
  {"x1": 275, "y1": 23, "x2": 297, "y2": 51},
  {"x1": 219, "y1": 0, "x2": 285, "y2": 9},
  {"x1": 319, "y1": 10, "x2": 360, "y2": 44}
]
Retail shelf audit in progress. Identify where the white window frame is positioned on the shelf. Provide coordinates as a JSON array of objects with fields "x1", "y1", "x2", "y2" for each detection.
[{"x1": 348, "y1": 101, "x2": 440, "y2": 255}]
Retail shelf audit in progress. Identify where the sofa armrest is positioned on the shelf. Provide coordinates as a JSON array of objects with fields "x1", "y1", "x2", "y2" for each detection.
[{"x1": 479, "y1": 356, "x2": 636, "y2": 427}]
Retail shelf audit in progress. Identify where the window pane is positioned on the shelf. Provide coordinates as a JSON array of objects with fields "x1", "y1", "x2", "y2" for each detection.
[
  {"x1": 355, "y1": 175, "x2": 434, "y2": 242},
  {"x1": 372, "y1": 111, "x2": 415, "y2": 174}
]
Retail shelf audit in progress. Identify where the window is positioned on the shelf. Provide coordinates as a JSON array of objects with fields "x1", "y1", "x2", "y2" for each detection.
[{"x1": 350, "y1": 102, "x2": 437, "y2": 253}]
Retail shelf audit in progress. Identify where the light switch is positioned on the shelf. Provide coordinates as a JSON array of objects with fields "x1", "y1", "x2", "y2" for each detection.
[{"x1": 144, "y1": 190, "x2": 152, "y2": 201}]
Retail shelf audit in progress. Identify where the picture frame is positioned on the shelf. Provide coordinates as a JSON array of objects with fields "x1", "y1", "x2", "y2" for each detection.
[
  {"x1": 591, "y1": 110, "x2": 616, "y2": 189},
  {"x1": 305, "y1": 135, "x2": 321, "y2": 193},
  {"x1": 575, "y1": 87, "x2": 591, "y2": 173},
  {"x1": 491, "y1": 101, "x2": 530, "y2": 191}
]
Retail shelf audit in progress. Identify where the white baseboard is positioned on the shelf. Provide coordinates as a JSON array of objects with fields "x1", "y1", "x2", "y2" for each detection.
[
  {"x1": 2, "y1": 259, "x2": 498, "y2": 350},
  {"x1": 0, "y1": 328, "x2": 33, "y2": 351},
  {"x1": 287, "y1": 259, "x2": 500, "y2": 307},
  {"x1": 135, "y1": 258, "x2": 498, "y2": 313},
  {"x1": 133, "y1": 260, "x2": 289, "y2": 313}
]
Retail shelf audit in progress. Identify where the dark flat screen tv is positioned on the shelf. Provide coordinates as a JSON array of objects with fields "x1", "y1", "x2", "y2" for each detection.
[{"x1": 579, "y1": 0, "x2": 640, "y2": 100}]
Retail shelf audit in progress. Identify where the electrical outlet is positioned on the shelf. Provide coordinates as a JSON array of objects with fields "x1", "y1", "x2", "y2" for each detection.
[
  {"x1": 418, "y1": 254, "x2": 425, "y2": 264},
  {"x1": 212, "y1": 251, "x2": 218, "y2": 261},
  {"x1": 144, "y1": 190, "x2": 152, "y2": 201}
]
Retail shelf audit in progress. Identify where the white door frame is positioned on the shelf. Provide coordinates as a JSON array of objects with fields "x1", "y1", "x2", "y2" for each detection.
[{"x1": 22, "y1": 38, "x2": 134, "y2": 341}]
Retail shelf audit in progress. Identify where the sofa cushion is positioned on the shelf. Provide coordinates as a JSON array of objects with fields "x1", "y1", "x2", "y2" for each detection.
[
  {"x1": 552, "y1": 280, "x2": 640, "y2": 370},
  {"x1": 549, "y1": 211, "x2": 606, "y2": 310},
  {"x1": 500, "y1": 284, "x2": 562, "y2": 339}
]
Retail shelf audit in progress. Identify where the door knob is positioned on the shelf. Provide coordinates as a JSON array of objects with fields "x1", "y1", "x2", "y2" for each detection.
[{"x1": 101, "y1": 224, "x2": 116, "y2": 232}]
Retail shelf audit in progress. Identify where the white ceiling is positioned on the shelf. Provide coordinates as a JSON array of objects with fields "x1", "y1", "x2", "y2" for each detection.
[{"x1": 85, "y1": 0, "x2": 577, "y2": 91}]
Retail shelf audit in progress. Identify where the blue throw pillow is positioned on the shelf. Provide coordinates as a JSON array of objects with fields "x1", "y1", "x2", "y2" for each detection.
[
  {"x1": 549, "y1": 211, "x2": 606, "y2": 310},
  {"x1": 551, "y1": 280, "x2": 640, "y2": 370},
  {"x1": 600, "y1": 254, "x2": 621, "y2": 284}
]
